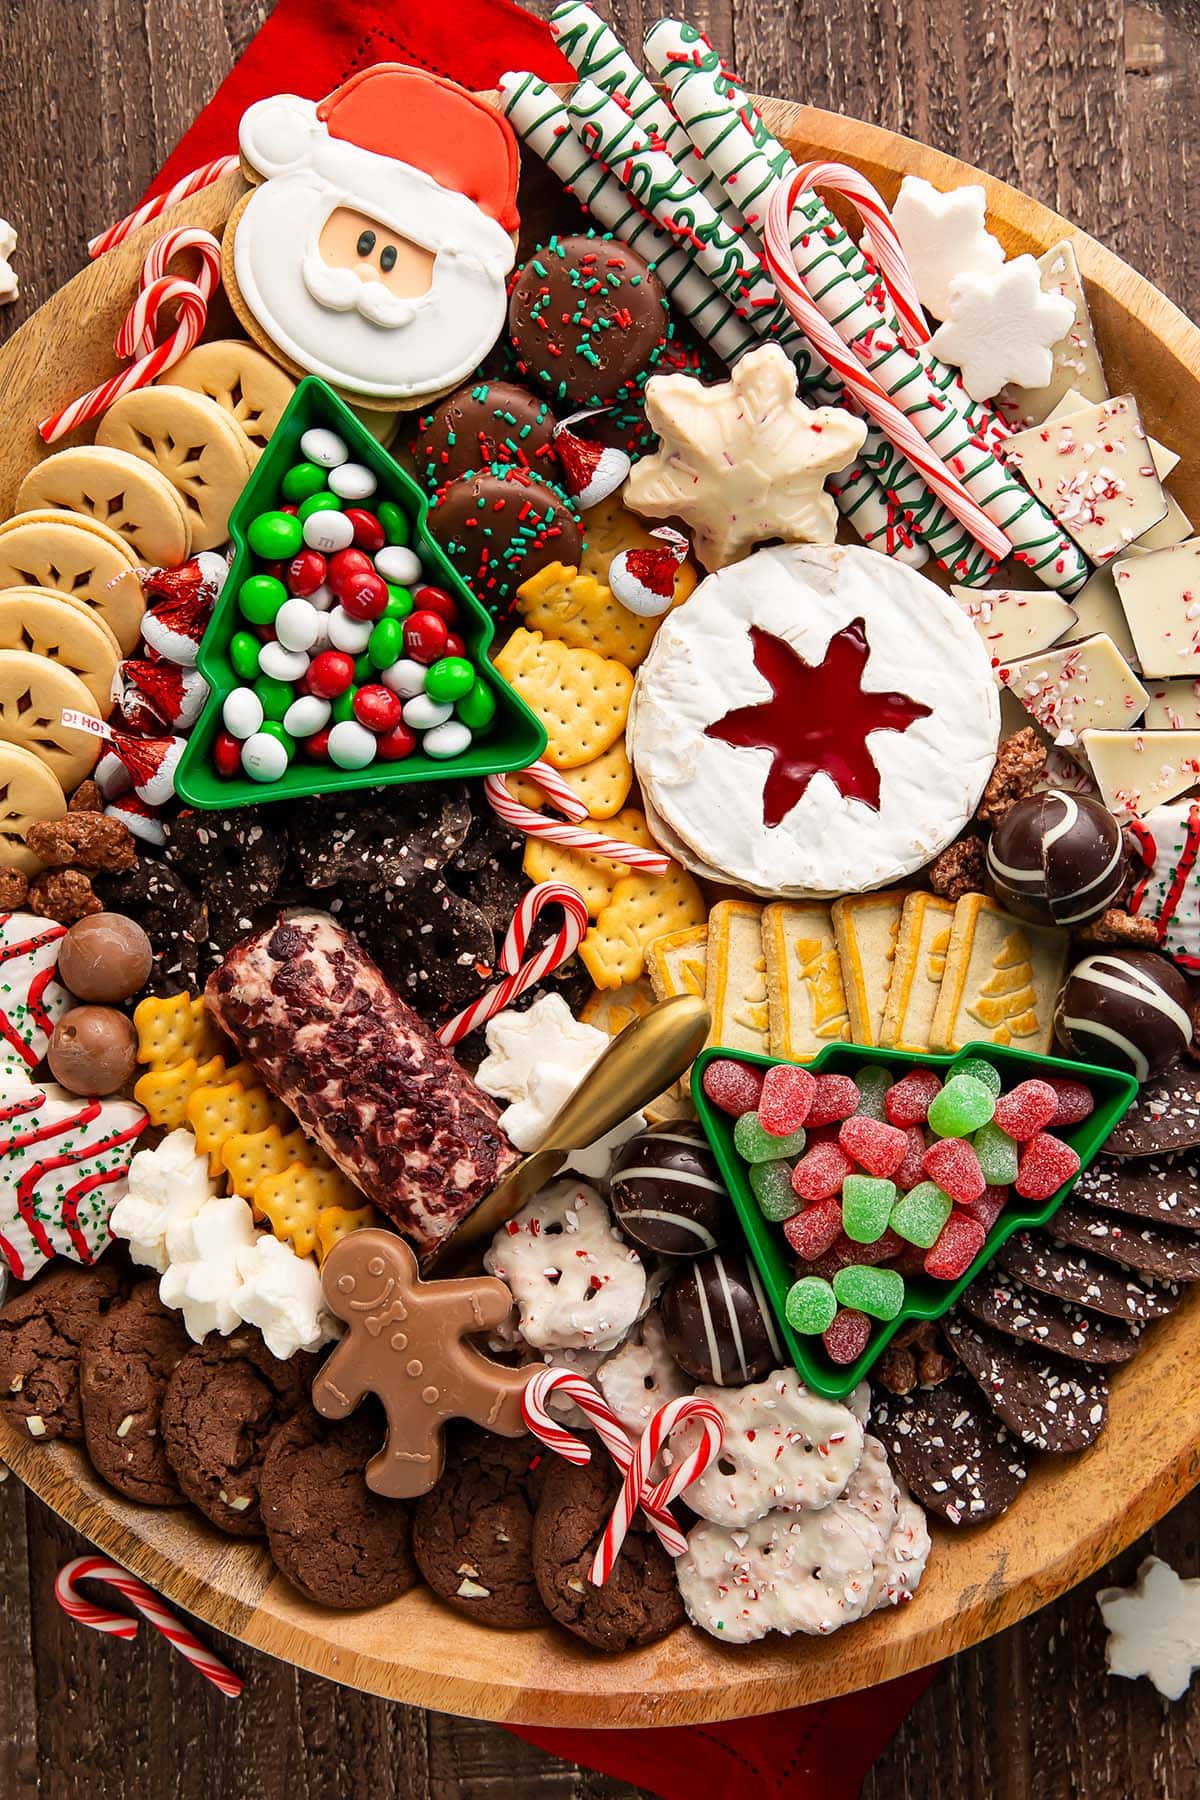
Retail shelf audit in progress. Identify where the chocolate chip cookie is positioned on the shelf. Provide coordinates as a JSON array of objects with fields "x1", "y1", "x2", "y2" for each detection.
[
  {"x1": 80, "y1": 1279, "x2": 190, "y2": 1503},
  {"x1": 0, "y1": 1260, "x2": 123, "y2": 1442},
  {"x1": 261, "y1": 1405, "x2": 419, "y2": 1610},
  {"x1": 412, "y1": 1428, "x2": 549, "y2": 1628}
]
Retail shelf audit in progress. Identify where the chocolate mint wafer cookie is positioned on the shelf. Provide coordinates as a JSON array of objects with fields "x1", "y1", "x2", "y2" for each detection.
[
  {"x1": 998, "y1": 1231, "x2": 1181, "y2": 1322},
  {"x1": 871, "y1": 1377, "x2": 1028, "y2": 1526},
  {"x1": 1073, "y1": 1154, "x2": 1200, "y2": 1231},
  {"x1": 1105, "y1": 1062, "x2": 1200, "y2": 1158},
  {"x1": 1049, "y1": 1198, "x2": 1200, "y2": 1285},
  {"x1": 959, "y1": 1273, "x2": 1140, "y2": 1365},
  {"x1": 945, "y1": 1316, "x2": 1108, "y2": 1453}
]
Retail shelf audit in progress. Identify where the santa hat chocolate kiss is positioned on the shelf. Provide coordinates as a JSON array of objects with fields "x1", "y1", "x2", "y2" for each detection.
[
  {"x1": 609, "y1": 527, "x2": 690, "y2": 618},
  {"x1": 553, "y1": 410, "x2": 631, "y2": 510}
]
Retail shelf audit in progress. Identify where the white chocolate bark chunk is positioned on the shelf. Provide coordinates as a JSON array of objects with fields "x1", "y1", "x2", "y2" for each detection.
[
  {"x1": 1040, "y1": 394, "x2": 1190, "y2": 553},
  {"x1": 1082, "y1": 729, "x2": 1200, "y2": 819},
  {"x1": 1116, "y1": 539, "x2": 1200, "y2": 677},
  {"x1": 1145, "y1": 680, "x2": 1200, "y2": 730},
  {"x1": 1138, "y1": 492, "x2": 1194, "y2": 552},
  {"x1": 1047, "y1": 388, "x2": 1179, "y2": 480},
  {"x1": 950, "y1": 584, "x2": 1076, "y2": 671},
  {"x1": 1001, "y1": 633, "x2": 1148, "y2": 746},
  {"x1": 1004, "y1": 395, "x2": 1167, "y2": 563},
  {"x1": 997, "y1": 242, "x2": 1108, "y2": 428},
  {"x1": 1059, "y1": 552, "x2": 1146, "y2": 666}
]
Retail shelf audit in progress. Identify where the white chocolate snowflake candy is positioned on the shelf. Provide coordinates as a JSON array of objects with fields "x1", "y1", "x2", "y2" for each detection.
[
  {"x1": 233, "y1": 1233, "x2": 337, "y2": 1359},
  {"x1": 109, "y1": 1127, "x2": 216, "y2": 1273},
  {"x1": 997, "y1": 241, "x2": 1108, "y2": 427},
  {"x1": 0, "y1": 912, "x2": 70, "y2": 1078},
  {"x1": 1099, "y1": 1556, "x2": 1200, "y2": 1700},
  {"x1": 484, "y1": 1178, "x2": 646, "y2": 1352},
  {"x1": 929, "y1": 254, "x2": 1076, "y2": 401},
  {"x1": 1004, "y1": 395, "x2": 1167, "y2": 563},
  {"x1": 676, "y1": 1507, "x2": 881, "y2": 1643},
  {"x1": 672, "y1": 1365, "x2": 865, "y2": 1527},
  {"x1": 884, "y1": 177, "x2": 1004, "y2": 319},
  {"x1": 1001, "y1": 634, "x2": 1148, "y2": 747}
]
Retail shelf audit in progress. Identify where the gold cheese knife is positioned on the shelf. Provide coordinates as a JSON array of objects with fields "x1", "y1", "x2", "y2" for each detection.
[{"x1": 424, "y1": 993, "x2": 711, "y2": 1270}]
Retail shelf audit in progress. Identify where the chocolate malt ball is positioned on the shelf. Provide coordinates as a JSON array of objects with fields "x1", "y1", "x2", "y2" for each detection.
[
  {"x1": 48, "y1": 1006, "x2": 138, "y2": 1096},
  {"x1": 57, "y1": 912, "x2": 153, "y2": 1002}
]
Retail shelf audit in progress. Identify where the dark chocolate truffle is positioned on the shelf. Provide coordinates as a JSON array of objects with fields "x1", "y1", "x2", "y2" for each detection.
[
  {"x1": 426, "y1": 465, "x2": 583, "y2": 615},
  {"x1": 1054, "y1": 949, "x2": 1192, "y2": 1082},
  {"x1": 508, "y1": 233, "x2": 670, "y2": 409},
  {"x1": 661, "y1": 1249, "x2": 782, "y2": 1386},
  {"x1": 47, "y1": 1005, "x2": 138, "y2": 1096},
  {"x1": 417, "y1": 379, "x2": 560, "y2": 486},
  {"x1": 57, "y1": 912, "x2": 153, "y2": 1002},
  {"x1": 986, "y1": 790, "x2": 1125, "y2": 925},
  {"x1": 609, "y1": 1120, "x2": 730, "y2": 1257}
]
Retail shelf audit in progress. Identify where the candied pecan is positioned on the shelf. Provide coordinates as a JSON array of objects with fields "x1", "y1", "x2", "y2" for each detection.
[
  {"x1": 28, "y1": 868, "x2": 102, "y2": 923},
  {"x1": 1076, "y1": 908, "x2": 1158, "y2": 947},
  {"x1": 26, "y1": 813, "x2": 137, "y2": 872},
  {"x1": 929, "y1": 835, "x2": 987, "y2": 902},
  {"x1": 0, "y1": 867, "x2": 29, "y2": 908},
  {"x1": 874, "y1": 1342, "x2": 918, "y2": 1396},
  {"x1": 976, "y1": 727, "x2": 1046, "y2": 825},
  {"x1": 68, "y1": 780, "x2": 104, "y2": 814}
]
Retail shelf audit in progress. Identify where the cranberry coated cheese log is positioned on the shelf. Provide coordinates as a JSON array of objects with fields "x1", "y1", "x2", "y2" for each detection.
[{"x1": 205, "y1": 913, "x2": 519, "y2": 1254}]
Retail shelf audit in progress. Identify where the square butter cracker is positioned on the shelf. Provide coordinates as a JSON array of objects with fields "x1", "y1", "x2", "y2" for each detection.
[
  {"x1": 254, "y1": 1162, "x2": 360, "y2": 1261},
  {"x1": 647, "y1": 925, "x2": 708, "y2": 1003},
  {"x1": 831, "y1": 891, "x2": 905, "y2": 1047},
  {"x1": 515, "y1": 555, "x2": 693, "y2": 671},
  {"x1": 524, "y1": 807, "x2": 656, "y2": 917},
  {"x1": 761, "y1": 901, "x2": 851, "y2": 1062},
  {"x1": 879, "y1": 893, "x2": 956, "y2": 1053},
  {"x1": 507, "y1": 739, "x2": 632, "y2": 821},
  {"x1": 581, "y1": 863, "x2": 707, "y2": 990},
  {"x1": 930, "y1": 894, "x2": 1068, "y2": 1056},
  {"x1": 704, "y1": 901, "x2": 770, "y2": 1056},
  {"x1": 492, "y1": 627, "x2": 632, "y2": 770},
  {"x1": 580, "y1": 979, "x2": 656, "y2": 1037}
]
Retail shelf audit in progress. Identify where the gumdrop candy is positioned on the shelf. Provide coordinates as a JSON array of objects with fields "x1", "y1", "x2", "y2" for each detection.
[
  {"x1": 806, "y1": 1073, "x2": 861, "y2": 1127},
  {"x1": 890, "y1": 1180, "x2": 953, "y2": 1248},
  {"x1": 973, "y1": 1120, "x2": 1019, "y2": 1186},
  {"x1": 785, "y1": 1274, "x2": 838, "y2": 1335},
  {"x1": 852, "y1": 1065, "x2": 893, "y2": 1121},
  {"x1": 927, "y1": 1073, "x2": 996, "y2": 1137},
  {"x1": 1015, "y1": 1131, "x2": 1080, "y2": 1201},
  {"x1": 957, "y1": 1185, "x2": 1008, "y2": 1234},
  {"x1": 894, "y1": 1126, "x2": 929, "y2": 1192},
  {"x1": 838, "y1": 1114, "x2": 909, "y2": 1178},
  {"x1": 833, "y1": 1263, "x2": 905, "y2": 1320},
  {"x1": 758, "y1": 1063, "x2": 815, "y2": 1136},
  {"x1": 885, "y1": 1069, "x2": 943, "y2": 1127},
  {"x1": 734, "y1": 1110, "x2": 806, "y2": 1164},
  {"x1": 1045, "y1": 1075, "x2": 1094, "y2": 1127},
  {"x1": 890, "y1": 1238, "x2": 930, "y2": 1279},
  {"x1": 803, "y1": 1233, "x2": 870, "y2": 1281},
  {"x1": 702, "y1": 1057, "x2": 765, "y2": 1117},
  {"x1": 993, "y1": 1078, "x2": 1059, "y2": 1142},
  {"x1": 750, "y1": 1158, "x2": 802, "y2": 1222},
  {"x1": 823, "y1": 1307, "x2": 872, "y2": 1365},
  {"x1": 791, "y1": 1141, "x2": 855, "y2": 1203},
  {"x1": 922, "y1": 1136, "x2": 986, "y2": 1204},
  {"x1": 841, "y1": 1173, "x2": 897, "y2": 1244},
  {"x1": 954, "y1": 1055, "x2": 1002, "y2": 1097},
  {"x1": 924, "y1": 1212, "x2": 986, "y2": 1280},
  {"x1": 784, "y1": 1196, "x2": 843, "y2": 1261}
]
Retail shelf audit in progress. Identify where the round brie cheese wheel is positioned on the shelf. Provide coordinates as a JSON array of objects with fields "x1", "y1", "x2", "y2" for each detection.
[{"x1": 630, "y1": 544, "x2": 1000, "y2": 896}]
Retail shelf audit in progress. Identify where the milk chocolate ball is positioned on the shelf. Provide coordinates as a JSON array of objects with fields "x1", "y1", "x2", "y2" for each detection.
[
  {"x1": 57, "y1": 912, "x2": 153, "y2": 1003},
  {"x1": 48, "y1": 1006, "x2": 138, "y2": 1096}
]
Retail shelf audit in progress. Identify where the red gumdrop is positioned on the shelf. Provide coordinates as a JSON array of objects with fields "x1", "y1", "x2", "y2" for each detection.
[
  {"x1": 701, "y1": 1058, "x2": 765, "y2": 1118},
  {"x1": 305, "y1": 728, "x2": 331, "y2": 759},
  {"x1": 993, "y1": 1078, "x2": 1058, "y2": 1142},
  {"x1": 823, "y1": 1308, "x2": 872, "y2": 1365},
  {"x1": 1045, "y1": 1075, "x2": 1095, "y2": 1127},
  {"x1": 759, "y1": 1063, "x2": 815, "y2": 1136},
  {"x1": 802, "y1": 1233, "x2": 865, "y2": 1281},
  {"x1": 838, "y1": 1114, "x2": 909, "y2": 1178},
  {"x1": 783, "y1": 1196, "x2": 843, "y2": 1261},
  {"x1": 414, "y1": 584, "x2": 459, "y2": 625},
  {"x1": 213, "y1": 730, "x2": 241, "y2": 778},
  {"x1": 806, "y1": 1073, "x2": 860, "y2": 1127},
  {"x1": 890, "y1": 1239, "x2": 929, "y2": 1279},
  {"x1": 791, "y1": 1141, "x2": 855, "y2": 1202},
  {"x1": 327, "y1": 548, "x2": 375, "y2": 600},
  {"x1": 885, "y1": 1069, "x2": 943, "y2": 1127},
  {"x1": 306, "y1": 650, "x2": 356, "y2": 699},
  {"x1": 922, "y1": 1136, "x2": 986, "y2": 1204},
  {"x1": 894, "y1": 1126, "x2": 929, "y2": 1192},
  {"x1": 1015, "y1": 1131, "x2": 1080, "y2": 1201},
  {"x1": 443, "y1": 631, "x2": 468, "y2": 660},
  {"x1": 847, "y1": 1227, "x2": 905, "y2": 1268},
  {"x1": 404, "y1": 610, "x2": 450, "y2": 665},
  {"x1": 346, "y1": 507, "x2": 385, "y2": 552},
  {"x1": 377, "y1": 721, "x2": 418, "y2": 760},
  {"x1": 352, "y1": 684, "x2": 403, "y2": 734},
  {"x1": 340, "y1": 571, "x2": 390, "y2": 621},
  {"x1": 957, "y1": 1185, "x2": 1009, "y2": 1234},
  {"x1": 285, "y1": 550, "x2": 327, "y2": 597},
  {"x1": 924, "y1": 1213, "x2": 987, "y2": 1280}
]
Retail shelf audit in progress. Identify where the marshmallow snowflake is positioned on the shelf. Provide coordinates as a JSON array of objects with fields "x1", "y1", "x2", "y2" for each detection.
[
  {"x1": 1098, "y1": 1556, "x2": 1200, "y2": 1701},
  {"x1": 929, "y1": 255, "x2": 1076, "y2": 402},
  {"x1": 886, "y1": 176, "x2": 1003, "y2": 320},
  {"x1": 0, "y1": 220, "x2": 16, "y2": 304},
  {"x1": 110, "y1": 1128, "x2": 216, "y2": 1274}
]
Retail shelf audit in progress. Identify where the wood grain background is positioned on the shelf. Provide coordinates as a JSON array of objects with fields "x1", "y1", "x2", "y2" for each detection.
[{"x1": 2, "y1": 0, "x2": 1199, "y2": 1794}]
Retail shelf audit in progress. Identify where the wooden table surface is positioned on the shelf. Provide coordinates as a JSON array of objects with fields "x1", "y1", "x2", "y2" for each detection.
[{"x1": 2, "y1": 0, "x2": 1199, "y2": 1794}]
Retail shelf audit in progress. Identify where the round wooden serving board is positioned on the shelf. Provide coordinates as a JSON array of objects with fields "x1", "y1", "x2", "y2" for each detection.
[{"x1": 2, "y1": 95, "x2": 1200, "y2": 1727}]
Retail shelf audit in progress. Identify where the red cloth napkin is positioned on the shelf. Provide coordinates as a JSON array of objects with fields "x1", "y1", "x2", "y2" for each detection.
[{"x1": 139, "y1": 2, "x2": 939, "y2": 1790}]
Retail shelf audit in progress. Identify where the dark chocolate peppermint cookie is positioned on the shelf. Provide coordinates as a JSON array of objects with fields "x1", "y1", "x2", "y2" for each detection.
[
  {"x1": 997, "y1": 1230, "x2": 1181, "y2": 1322},
  {"x1": 508, "y1": 234, "x2": 670, "y2": 410},
  {"x1": 1105, "y1": 1060, "x2": 1200, "y2": 1158},
  {"x1": 161, "y1": 1332, "x2": 320, "y2": 1536},
  {"x1": 1072, "y1": 1153, "x2": 1200, "y2": 1231},
  {"x1": 532, "y1": 1457, "x2": 683, "y2": 1652},
  {"x1": 870, "y1": 1376, "x2": 1028, "y2": 1527},
  {"x1": 412, "y1": 1427, "x2": 549, "y2": 1628},
  {"x1": 80, "y1": 1279, "x2": 190, "y2": 1503},
  {"x1": 1048, "y1": 1197, "x2": 1200, "y2": 1285},
  {"x1": 959, "y1": 1272, "x2": 1140, "y2": 1366},
  {"x1": 426, "y1": 466, "x2": 583, "y2": 617},
  {"x1": 944, "y1": 1316, "x2": 1108, "y2": 1453},
  {"x1": 261, "y1": 1404, "x2": 419, "y2": 1610},
  {"x1": 289, "y1": 787, "x2": 472, "y2": 891},
  {"x1": 0, "y1": 1261, "x2": 123, "y2": 1442}
]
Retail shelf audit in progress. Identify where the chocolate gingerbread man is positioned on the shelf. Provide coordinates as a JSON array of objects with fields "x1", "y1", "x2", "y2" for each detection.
[{"x1": 312, "y1": 1230, "x2": 530, "y2": 1498}]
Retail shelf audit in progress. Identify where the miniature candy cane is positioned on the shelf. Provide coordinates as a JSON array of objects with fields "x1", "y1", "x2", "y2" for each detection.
[
  {"x1": 88, "y1": 156, "x2": 240, "y2": 258},
  {"x1": 436, "y1": 881, "x2": 590, "y2": 1045},
  {"x1": 593, "y1": 1395, "x2": 724, "y2": 1585},
  {"x1": 121, "y1": 226, "x2": 222, "y2": 358},
  {"x1": 54, "y1": 1556, "x2": 243, "y2": 1698},
  {"x1": 484, "y1": 760, "x2": 671, "y2": 874}
]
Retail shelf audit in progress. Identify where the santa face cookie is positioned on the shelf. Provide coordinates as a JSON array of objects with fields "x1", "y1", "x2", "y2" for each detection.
[
  {"x1": 629, "y1": 544, "x2": 1000, "y2": 897},
  {"x1": 232, "y1": 65, "x2": 521, "y2": 403}
]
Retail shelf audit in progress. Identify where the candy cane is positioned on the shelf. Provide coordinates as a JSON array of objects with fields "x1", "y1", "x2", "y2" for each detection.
[
  {"x1": 593, "y1": 1396, "x2": 724, "y2": 1585},
  {"x1": 87, "y1": 156, "x2": 240, "y2": 258},
  {"x1": 484, "y1": 761, "x2": 671, "y2": 874},
  {"x1": 54, "y1": 1556, "x2": 243, "y2": 1698},
  {"x1": 121, "y1": 227, "x2": 222, "y2": 358},
  {"x1": 436, "y1": 882, "x2": 589, "y2": 1045}
]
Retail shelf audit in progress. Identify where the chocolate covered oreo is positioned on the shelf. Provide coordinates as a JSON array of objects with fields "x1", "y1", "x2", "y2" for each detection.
[
  {"x1": 609, "y1": 1121, "x2": 730, "y2": 1256},
  {"x1": 508, "y1": 233, "x2": 670, "y2": 409}
]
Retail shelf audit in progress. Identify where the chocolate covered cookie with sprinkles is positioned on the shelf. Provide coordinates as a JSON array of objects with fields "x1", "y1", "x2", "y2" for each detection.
[
  {"x1": 426, "y1": 463, "x2": 583, "y2": 617},
  {"x1": 417, "y1": 379, "x2": 562, "y2": 485},
  {"x1": 507, "y1": 233, "x2": 671, "y2": 409}
]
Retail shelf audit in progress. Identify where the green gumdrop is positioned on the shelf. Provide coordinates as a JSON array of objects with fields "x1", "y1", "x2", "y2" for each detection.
[
  {"x1": 238, "y1": 573, "x2": 287, "y2": 625},
  {"x1": 425, "y1": 656, "x2": 475, "y2": 704},
  {"x1": 974, "y1": 1121, "x2": 1019, "y2": 1185},
  {"x1": 377, "y1": 500, "x2": 411, "y2": 546},
  {"x1": 229, "y1": 630, "x2": 262, "y2": 681},
  {"x1": 955, "y1": 1055, "x2": 1002, "y2": 1097},
  {"x1": 246, "y1": 511, "x2": 302, "y2": 561},
  {"x1": 833, "y1": 1264, "x2": 905, "y2": 1321},
  {"x1": 841, "y1": 1174, "x2": 897, "y2": 1243},
  {"x1": 457, "y1": 678, "x2": 496, "y2": 732},
  {"x1": 733, "y1": 1111, "x2": 806, "y2": 1164},
  {"x1": 384, "y1": 585, "x2": 414, "y2": 621},
  {"x1": 368, "y1": 617, "x2": 403, "y2": 670},
  {"x1": 928, "y1": 1073, "x2": 996, "y2": 1138},
  {"x1": 853, "y1": 1065, "x2": 893, "y2": 1121},
  {"x1": 297, "y1": 490, "x2": 342, "y2": 522},
  {"x1": 750, "y1": 1159, "x2": 801, "y2": 1223},
  {"x1": 891, "y1": 1181, "x2": 953, "y2": 1248},
  {"x1": 280, "y1": 461, "x2": 328, "y2": 504},
  {"x1": 254, "y1": 674, "x2": 294, "y2": 722},
  {"x1": 785, "y1": 1275, "x2": 838, "y2": 1335},
  {"x1": 331, "y1": 687, "x2": 359, "y2": 724}
]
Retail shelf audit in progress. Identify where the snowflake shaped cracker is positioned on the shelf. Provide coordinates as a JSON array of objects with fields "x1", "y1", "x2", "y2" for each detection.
[
  {"x1": 0, "y1": 219, "x2": 16, "y2": 304},
  {"x1": 1098, "y1": 1555, "x2": 1200, "y2": 1701},
  {"x1": 883, "y1": 176, "x2": 1004, "y2": 320},
  {"x1": 929, "y1": 255, "x2": 1076, "y2": 402},
  {"x1": 625, "y1": 343, "x2": 867, "y2": 571}
]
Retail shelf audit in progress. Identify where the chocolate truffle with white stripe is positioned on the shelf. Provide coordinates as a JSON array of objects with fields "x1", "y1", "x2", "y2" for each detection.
[
  {"x1": 986, "y1": 790, "x2": 1125, "y2": 925},
  {"x1": 608, "y1": 1121, "x2": 731, "y2": 1257},
  {"x1": 1054, "y1": 949, "x2": 1192, "y2": 1082},
  {"x1": 660, "y1": 1249, "x2": 782, "y2": 1386}
]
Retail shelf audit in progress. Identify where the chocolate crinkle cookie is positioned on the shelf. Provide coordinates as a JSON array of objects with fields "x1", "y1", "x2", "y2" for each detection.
[
  {"x1": 532, "y1": 1456, "x2": 684, "y2": 1652},
  {"x1": 0, "y1": 1261, "x2": 125, "y2": 1442},
  {"x1": 260, "y1": 1404, "x2": 419, "y2": 1610},
  {"x1": 412, "y1": 1427, "x2": 550, "y2": 1628},
  {"x1": 80, "y1": 1279, "x2": 190, "y2": 1504}
]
